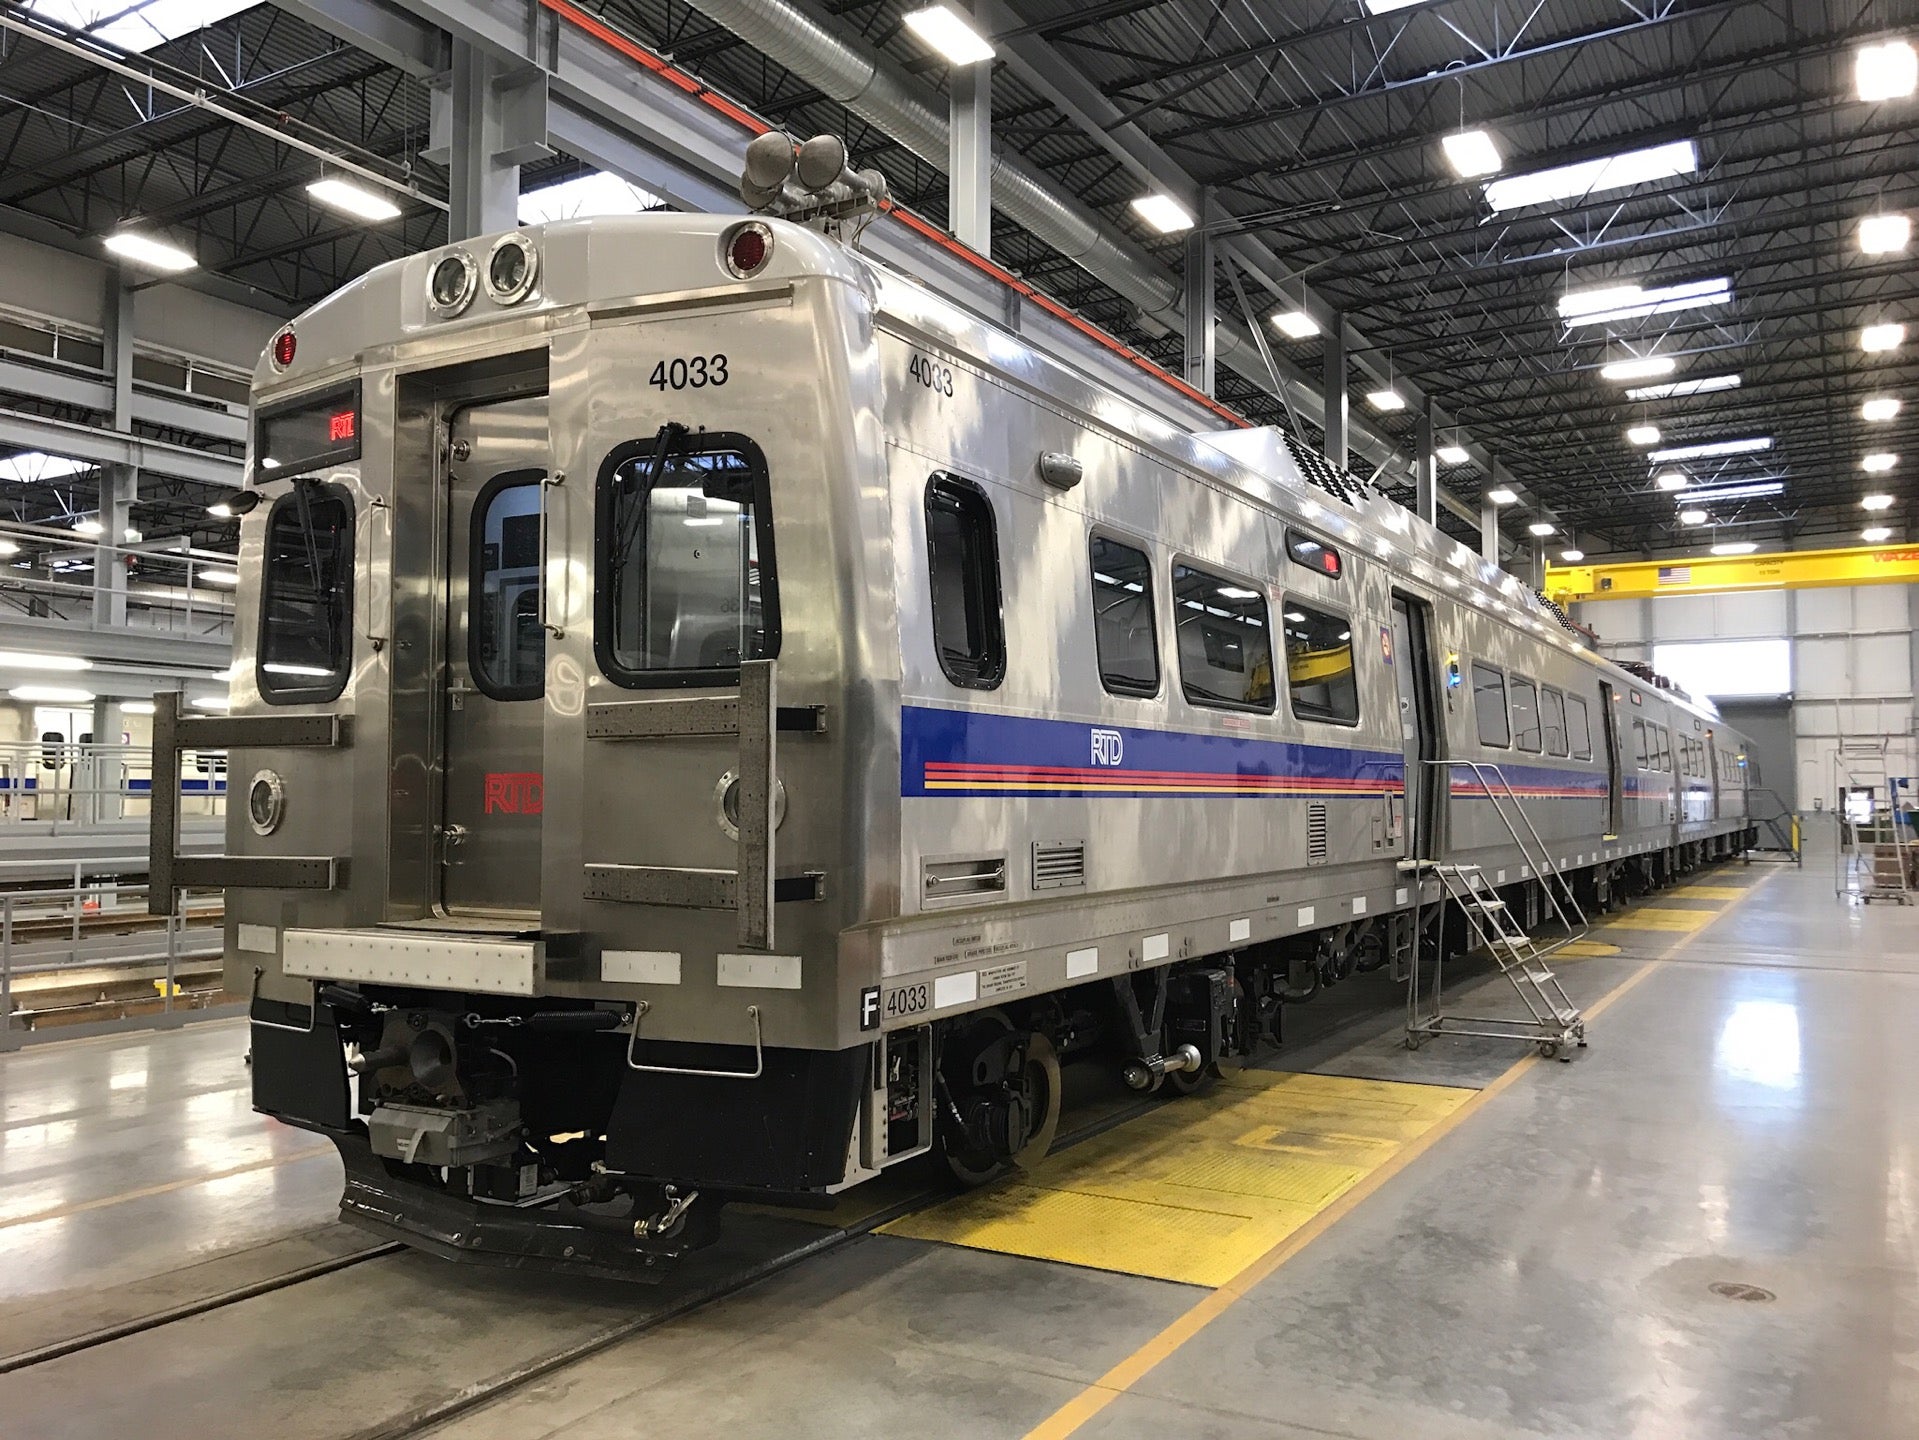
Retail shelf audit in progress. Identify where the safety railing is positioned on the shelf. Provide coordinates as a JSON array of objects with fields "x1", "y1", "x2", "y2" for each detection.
[
  {"x1": 0, "y1": 519, "x2": 236, "y2": 638},
  {"x1": 0, "y1": 740, "x2": 225, "y2": 828}
]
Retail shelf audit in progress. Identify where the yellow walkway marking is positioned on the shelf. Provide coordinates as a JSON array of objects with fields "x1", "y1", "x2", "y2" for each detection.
[
  {"x1": 1602, "y1": 906, "x2": 1717, "y2": 932},
  {"x1": 881, "y1": 1071, "x2": 1472, "y2": 1287},
  {"x1": 1553, "y1": 939, "x2": 1622, "y2": 957},
  {"x1": 1670, "y1": 884, "x2": 1749, "y2": 899}
]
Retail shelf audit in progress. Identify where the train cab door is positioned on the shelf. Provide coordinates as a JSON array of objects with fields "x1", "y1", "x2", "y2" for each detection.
[
  {"x1": 1389, "y1": 595, "x2": 1440, "y2": 860},
  {"x1": 1597, "y1": 680, "x2": 1624, "y2": 838},
  {"x1": 440, "y1": 397, "x2": 549, "y2": 919}
]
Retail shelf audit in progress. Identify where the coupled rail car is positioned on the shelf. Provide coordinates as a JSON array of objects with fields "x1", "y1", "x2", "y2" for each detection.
[{"x1": 149, "y1": 150, "x2": 1754, "y2": 1278}]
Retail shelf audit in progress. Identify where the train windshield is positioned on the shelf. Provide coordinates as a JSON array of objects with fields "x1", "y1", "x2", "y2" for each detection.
[
  {"x1": 257, "y1": 481, "x2": 353, "y2": 703},
  {"x1": 597, "y1": 429, "x2": 779, "y2": 683}
]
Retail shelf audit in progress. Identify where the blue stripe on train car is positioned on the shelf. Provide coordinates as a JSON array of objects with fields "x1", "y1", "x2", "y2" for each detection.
[{"x1": 900, "y1": 704, "x2": 1406, "y2": 800}]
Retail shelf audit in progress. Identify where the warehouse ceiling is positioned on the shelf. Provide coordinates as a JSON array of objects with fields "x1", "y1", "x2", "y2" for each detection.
[{"x1": 0, "y1": 0, "x2": 1912, "y2": 555}]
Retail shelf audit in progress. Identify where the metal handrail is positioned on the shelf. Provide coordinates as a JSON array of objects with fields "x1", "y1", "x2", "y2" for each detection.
[
  {"x1": 1429, "y1": 759, "x2": 1590, "y2": 936},
  {"x1": 624, "y1": 1001, "x2": 764, "y2": 1080}
]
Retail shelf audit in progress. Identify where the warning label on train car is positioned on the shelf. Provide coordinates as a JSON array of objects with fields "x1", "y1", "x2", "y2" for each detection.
[{"x1": 979, "y1": 961, "x2": 1027, "y2": 998}]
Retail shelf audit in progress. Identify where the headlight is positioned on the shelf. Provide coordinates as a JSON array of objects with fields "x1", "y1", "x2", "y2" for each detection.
[
  {"x1": 484, "y1": 233, "x2": 539, "y2": 305},
  {"x1": 426, "y1": 251, "x2": 477, "y2": 316}
]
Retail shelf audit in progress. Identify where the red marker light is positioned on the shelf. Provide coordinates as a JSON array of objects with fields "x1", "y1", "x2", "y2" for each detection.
[
  {"x1": 327, "y1": 409, "x2": 356, "y2": 443},
  {"x1": 271, "y1": 329, "x2": 297, "y2": 368},
  {"x1": 724, "y1": 223, "x2": 772, "y2": 278}
]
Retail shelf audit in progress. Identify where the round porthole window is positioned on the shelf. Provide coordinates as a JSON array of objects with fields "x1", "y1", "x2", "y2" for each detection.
[
  {"x1": 713, "y1": 770, "x2": 787, "y2": 841},
  {"x1": 247, "y1": 769, "x2": 286, "y2": 836},
  {"x1": 484, "y1": 233, "x2": 539, "y2": 305},
  {"x1": 426, "y1": 250, "x2": 478, "y2": 317}
]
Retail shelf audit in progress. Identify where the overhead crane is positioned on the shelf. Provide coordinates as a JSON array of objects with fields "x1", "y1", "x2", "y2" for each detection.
[{"x1": 1546, "y1": 543, "x2": 1919, "y2": 603}]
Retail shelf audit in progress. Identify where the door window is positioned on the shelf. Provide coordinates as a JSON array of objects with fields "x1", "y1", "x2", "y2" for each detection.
[
  {"x1": 1281, "y1": 603, "x2": 1359, "y2": 724},
  {"x1": 1472, "y1": 663, "x2": 1509, "y2": 747},
  {"x1": 257, "y1": 482, "x2": 353, "y2": 703},
  {"x1": 1567, "y1": 694, "x2": 1593, "y2": 759},
  {"x1": 1089, "y1": 535, "x2": 1158, "y2": 698},
  {"x1": 596, "y1": 430, "x2": 778, "y2": 686},
  {"x1": 1633, "y1": 718, "x2": 1649, "y2": 767},
  {"x1": 470, "y1": 474, "x2": 545, "y2": 700},
  {"x1": 926, "y1": 475, "x2": 1006, "y2": 689},
  {"x1": 1173, "y1": 563, "x2": 1273, "y2": 713},
  {"x1": 1540, "y1": 686, "x2": 1568, "y2": 756},
  {"x1": 1510, "y1": 677, "x2": 1541, "y2": 753}
]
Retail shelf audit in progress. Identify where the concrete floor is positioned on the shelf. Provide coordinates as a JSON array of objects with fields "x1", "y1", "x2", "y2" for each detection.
[{"x1": 2, "y1": 852, "x2": 1914, "y2": 1440}]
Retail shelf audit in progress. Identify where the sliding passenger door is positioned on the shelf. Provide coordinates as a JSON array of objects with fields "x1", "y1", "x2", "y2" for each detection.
[
  {"x1": 1597, "y1": 681, "x2": 1623, "y2": 839},
  {"x1": 1390, "y1": 595, "x2": 1440, "y2": 859}
]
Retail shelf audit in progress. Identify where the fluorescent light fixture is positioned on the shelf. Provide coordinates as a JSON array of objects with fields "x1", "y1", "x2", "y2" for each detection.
[
  {"x1": 22, "y1": 0, "x2": 256, "y2": 53},
  {"x1": 1648, "y1": 436, "x2": 1773, "y2": 463},
  {"x1": 1484, "y1": 140, "x2": 1697, "y2": 214},
  {"x1": 1436, "y1": 445, "x2": 1471, "y2": 465},
  {"x1": 1679, "y1": 508, "x2": 1708, "y2": 524},
  {"x1": 190, "y1": 695, "x2": 231, "y2": 711},
  {"x1": 1860, "y1": 213, "x2": 1911, "y2": 254},
  {"x1": 903, "y1": 5, "x2": 995, "y2": 64},
  {"x1": 70, "y1": 518, "x2": 104, "y2": 537},
  {"x1": 519, "y1": 170, "x2": 665, "y2": 224},
  {"x1": 1270, "y1": 309, "x2": 1320, "y2": 339},
  {"x1": 307, "y1": 178, "x2": 402, "y2": 222},
  {"x1": 1627, "y1": 424, "x2": 1661, "y2": 445},
  {"x1": 1216, "y1": 585, "x2": 1259, "y2": 600},
  {"x1": 0, "y1": 651, "x2": 89, "y2": 672},
  {"x1": 1710, "y1": 542, "x2": 1758, "y2": 556},
  {"x1": 1441, "y1": 129, "x2": 1502, "y2": 178},
  {"x1": 10, "y1": 685, "x2": 93, "y2": 703},
  {"x1": 102, "y1": 231, "x2": 195, "y2": 272},
  {"x1": 1559, "y1": 276, "x2": 1731, "y2": 326},
  {"x1": 119, "y1": 700, "x2": 156, "y2": 715},
  {"x1": 1528, "y1": 521, "x2": 1556, "y2": 536},
  {"x1": 261, "y1": 662, "x2": 333, "y2": 677},
  {"x1": 1863, "y1": 452, "x2": 1899, "y2": 472},
  {"x1": 1284, "y1": 610, "x2": 1307, "y2": 622},
  {"x1": 1626, "y1": 374, "x2": 1741, "y2": 400},
  {"x1": 1559, "y1": 549, "x2": 1585, "y2": 562},
  {"x1": 1862, "y1": 322, "x2": 1907, "y2": 352},
  {"x1": 1487, "y1": 487, "x2": 1518, "y2": 504},
  {"x1": 1129, "y1": 193, "x2": 1195, "y2": 234},
  {"x1": 0, "y1": 450, "x2": 92, "y2": 484},
  {"x1": 1864, "y1": 526, "x2": 1895, "y2": 543},
  {"x1": 201, "y1": 568, "x2": 239, "y2": 586},
  {"x1": 1655, "y1": 471, "x2": 1690, "y2": 491},
  {"x1": 123, "y1": 528, "x2": 142, "y2": 543},
  {"x1": 0, "y1": 540, "x2": 18, "y2": 557},
  {"x1": 1856, "y1": 40, "x2": 1918, "y2": 101},
  {"x1": 1601, "y1": 356, "x2": 1676, "y2": 382},
  {"x1": 1361, "y1": 0, "x2": 1429, "y2": 13},
  {"x1": 1863, "y1": 494, "x2": 1895, "y2": 510},
  {"x1": 1366, "y1": 388, "x2": 1406, "y2": 411},
  {"x1": 1679, "y1": 481, "x2": 1785, "y2": 503},
  {"x1": 1863, "y1": 396, "x2": 1902, "y2": 422}
]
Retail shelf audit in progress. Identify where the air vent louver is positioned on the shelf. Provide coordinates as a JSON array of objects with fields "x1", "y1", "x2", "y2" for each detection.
[
  {"x1": 1032, "y1": 839, "x2": 1086, "y2": 891},
  {"x1": 1307, "y1": 802, "x2": 1329, "y2": 865}
]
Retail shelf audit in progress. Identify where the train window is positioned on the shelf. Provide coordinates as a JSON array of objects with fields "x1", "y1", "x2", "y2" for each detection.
[
  {"x1": 470, "y1": 473, "x2": 545, "y2": 700},
  {"x1": 1281, "y1": 602, "x2": 1359, "y2": 725},
  {"x1": 1633, "y1": 718, "x2": 1649, "y2": 768},
  {"x1": 1090, "y1": 535, "x2": 1159, "y2": 698},
  {"x1": 1172, "y1": 562, "x2": 1274, "y2": 713},
  {"x1": 1540, "y1": 686, "x2": 1569, "y2": 757},
  {"x1": 596, "y1": 430, "x2": 780, "y2": 687},
  {"x1": 1285, "y1": 529, "x2": 1342, "y2": 580},
  {"x1": 925, "y1": 475, "x2": 1006, "y2": 689},
  {"x1": 1567, "y1": 694, "x2": 1593, "y2": 760},
  {"x1": 256, "y1": 481, "x2": 353, "y2": 704},
  {"x1": 1472, "y1": 663, "x2": 1509, "y2": 747},
  {"x1": 1653, "y1": 725, "x2": 1671, "y2": 770},
  {"x1": 1510, "y1": 677, "x2": 1541, "y2": 753}
]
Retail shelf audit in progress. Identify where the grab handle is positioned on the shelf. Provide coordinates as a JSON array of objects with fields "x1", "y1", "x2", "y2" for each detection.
[
  {"x1": 624, "y1": 1002, "x2": 764, "y2": 1080},
  {"x1": 538, "y1": 469, "x2": 566, "y2": 638}
]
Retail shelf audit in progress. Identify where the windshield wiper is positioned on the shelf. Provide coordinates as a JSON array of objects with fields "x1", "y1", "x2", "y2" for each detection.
[
  {"x1": 609, "y1": 421, "x2": 688, "y2": 629},
  {"x1": 289, "y1": 477, "x2": 342, "y2": 665}
]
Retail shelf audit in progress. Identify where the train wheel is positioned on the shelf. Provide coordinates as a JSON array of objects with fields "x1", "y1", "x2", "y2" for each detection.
[
  {"x1": 934, "y1": 1015, "x2": 1060, "y2": 1187},
  {"x1": 1165, "y1": 1063, "x2": 1210, "y2": 1097}
]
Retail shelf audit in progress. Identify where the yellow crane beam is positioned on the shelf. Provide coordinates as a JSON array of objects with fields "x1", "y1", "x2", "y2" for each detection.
[{"x1": 1546, "y1": 542, "x2": 1919, "y2": 603}]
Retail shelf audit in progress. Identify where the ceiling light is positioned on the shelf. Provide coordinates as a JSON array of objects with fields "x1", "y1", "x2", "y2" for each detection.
[
  {"x1": 1484, "y1": 139, "x2": 1698, "y2": 214},
  {"x1": 1856, "y1": 40, "x2": 1918, "y2": 101},
  {"x1": 1559, "y1": 549, "x2": 1585, "y2": 562},
  {"x1": 1627, "y1": 425, "x2": 1660, "y2": 445},
  {"x1": 1860, "y1": 213, "x2": 1911, "y2": 254},
  {"x1": 1360, "y1": 0, "x2": 1428, "y2": 12},
  {"x1": 902, "y1": 5, "x2": 996, "y2": 65},
  {"x1": 71, "y1": 519, "x2": 104, "y2": 536},
  {"x1": 1679, "y1": 508, "x2": 1708, "y2": 524},
  {"x1": 1216, "y1": 585, "x2": 1259, "y2": 600},
  {"x1": 1864, "y1": 453, "x2": 1899, "y2": 473},
  {"x1": 1441, "y1": 129, "x2": 1502, "y2": 178},
  {"x1": 1626, "y1": 374, "x2": 1741, "y2": 400},
  {"x1": 1649, "y1": 436, "x2": 1772, "y2": 462},
  {"x1": 1436, "y1": 445, "x2": 1471, "y2": 465},
  {"x1": 123, "y1": 528, "x2": 142, "y2": 543},
  {"x1": 0, "y1": 540, "x2": 18, "y2": 557},
  {"x1": 190, "y1": 695, "x2": 232, "y2": 711},
  {"x1": 10, "y1": 685, "x2": 94, "y2": 704},
  {"x1": 0, "y1": 450, "x2": 92, "y2": 484},
  {"x1": 1559, "y1": 276, "x2": 1731, "y2": 326},
  {"x1": 1129, "y1": 193, "x2": 1195, "y2": 234},
  {"x1": 102, "y1": 231, "x2": 195, "y2": 273},
  {"x1": 1366, "y1": 388, "x2": 1406, "y2": 411},
  {"x1": 1601, "y1": 356, "x2": 1676, "y2": 382},
  {"x1": 1655, "y1": 471, "x2": 1690, "y2": 491},
  {"x1": 1864, "y1": 526, "x2": 1895, "y2": 543},
  {"x1": 1863, "y1": 494, "x2": 1895, "y2": 510},
  {"x1": 1863, "y1": 397, "x2": 1902, "y2": 422},
  {"x1": 0, "y1": 650, "x2": 89, "y2": 671},
  {"x1": 306, "y1": 178, "x2": 403, "y2": 222},
  {"x1": 1710, "y1": 542, "x2": 1758, "y2": 556},
  {"x1": 1862, "y1": 322, "x2": 1907, "y2": 352},
  {"x1": 119, "y1": 700, "x2": 156, "y2": 715},
  {"x1": 1487, "y1": 487, "x2": 1517, "y2": 504},
  {"x1": 1528, "y1": 522, "x2": 1556, "y2": 536},
  {"x1": 201, "y1": 568, "x2": 239, "y2": 586},
  {"x1": 1270, "y1": 309, "x2": 1320, "y2": 339},
  {"x1": 1680, "y1": 481, "x2": 1785, "y2": 503}
]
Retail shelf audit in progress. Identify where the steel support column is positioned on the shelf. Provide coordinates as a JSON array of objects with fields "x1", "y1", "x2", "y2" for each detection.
[
  {"x1": 1322, "y1": 317, "x2": 1348, "y2": 471},
  {"x1": 94, "y1": 274, "x2": 135, "y2": 628},
  {"x1": 433, "y1": 38, "x2": 551, "y2": 240},
  {"x1": 1182, "y1": 194, "x2": 1214, "y2": 397},
  {"x1": 1481, "y1": 494, "x2": 1502, "y2": 566},
  {"x1": 948, "y1": 45, "x2": 991, "y2": 256},
  {"x1": 1414, "y1": 397, "x2": 1437, "y2": 528}
]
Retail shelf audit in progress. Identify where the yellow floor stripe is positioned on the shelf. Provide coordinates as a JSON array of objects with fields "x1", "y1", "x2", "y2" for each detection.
[
  {"x1": 881, "y1": 1071, "x2": 1472, "y2": 1287},
  {"x1": 1601, "y1": 906, "x2": 1718, "y2": 932},
  {"x1": 1552, "y1": 939, "x2": 1622, "y2": 957},
  {"x1": 1670, "y1": 884, "x2": 1749, "y2": 899}
]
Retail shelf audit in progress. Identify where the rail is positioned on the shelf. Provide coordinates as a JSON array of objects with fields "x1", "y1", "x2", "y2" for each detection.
[
  {"x1": 0, "y1": 520, "x2": 236, "y2": 638},
  {"x1": 0, "y1": 740, "x2": 225, "y2": 828}
]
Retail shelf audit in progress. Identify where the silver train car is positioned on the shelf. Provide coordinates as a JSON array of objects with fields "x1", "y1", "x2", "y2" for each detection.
[{"x1": 155, "y1": 211, "x2": 1755, "y2": 1276}]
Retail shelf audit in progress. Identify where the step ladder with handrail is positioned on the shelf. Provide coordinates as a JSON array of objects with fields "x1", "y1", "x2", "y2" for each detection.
[{"x1": 1404, "y1": 760, "x2": 1590, "y2": 1060}]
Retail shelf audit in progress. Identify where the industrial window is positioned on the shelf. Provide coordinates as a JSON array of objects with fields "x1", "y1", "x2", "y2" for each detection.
[
  {"x1": 1089, "y1": 534, "x2": 1158, "y2": 698},
  {"x1": 469, "y1": 473, "x2": 544, "y2": 700},
  {"x1": 1172, "y1": 562, "x2": 1274, "y2": 713},
  {"x1": 1633, "y1": 718, "x2": 1649, "y2": 767},
  {"x1": 596, "y1": 429, "x2": 779, "y2": 687},
  {"x1": 1284, "y1": 529, "x2": 1342, "y2": 580},
  {"x1": 1510, "y1": 676, "x2": 1541, "y2": 753},
  {"x1": 1472, "y1": 662, "x2": 1509, "y2": 747},
  {"x1": 1540, "y1": 686, "x2": 1569, "y2": 757},
  {"x1": 257, "y1": 482, "x2": 353, "y2": 704},
  {"x1": 925, "y1": 475, "x2": 1006, "y2": 689},
  {"x1": 1281, "y1": 602, "x2": 1359, "y2": 725},
  {"x1": 1566, "y1": 694, "x2": 1593, "y2": 760}
]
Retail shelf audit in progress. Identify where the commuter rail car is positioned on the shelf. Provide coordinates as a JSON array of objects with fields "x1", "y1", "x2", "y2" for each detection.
[{"x1": 155, "y1": 209, "x2": 1754, "y2": 1278}]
